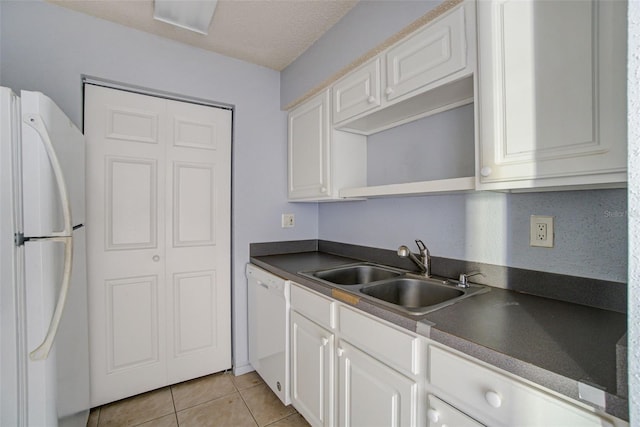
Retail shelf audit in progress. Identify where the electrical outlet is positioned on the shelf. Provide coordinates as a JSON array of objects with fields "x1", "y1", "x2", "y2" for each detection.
[
  {"x1": 281, "y1": 213, "x2": 295, "y2": 228},
  {"x1": 530, "y1": 215, "x2": 554, "y2": 248}
]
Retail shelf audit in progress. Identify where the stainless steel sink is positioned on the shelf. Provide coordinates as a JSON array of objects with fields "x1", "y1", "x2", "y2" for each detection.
[
  {"x1": 300, "y1": 262, "x2": 489, "y2": 316},
  {"x1": 359, "y1": 276, "x2": 489, "y2": 315},
  {"x1": 360, "y1": 278, "x2": 464, "y2": 308},
  {"x1": 304, "y1": 263, "x2": 404, "y2": 286}
]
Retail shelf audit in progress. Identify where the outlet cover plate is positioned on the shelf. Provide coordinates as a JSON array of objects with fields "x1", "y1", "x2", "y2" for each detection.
[{"x1": 530, "y1": 215, "x2": 554, "y2": 248}]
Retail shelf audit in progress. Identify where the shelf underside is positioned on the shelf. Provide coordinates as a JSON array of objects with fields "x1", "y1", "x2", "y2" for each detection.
[{"x1": 339, "y1": 176, "x2": 475, "y2": 198}]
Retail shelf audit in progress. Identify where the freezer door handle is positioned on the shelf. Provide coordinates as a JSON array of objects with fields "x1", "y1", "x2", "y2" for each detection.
[
  {"x1": 29, "y1": 235, "x2": 73, "y2": 360},
  {"x1": 23, "y1": 113, "x2": 73, "y2": 237}
]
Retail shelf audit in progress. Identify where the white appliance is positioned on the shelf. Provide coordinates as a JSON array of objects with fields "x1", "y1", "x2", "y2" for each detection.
[
  {"x1": 0, "y1": 87, "x2": 90, "y2": 426},
  {"x1": 246, "y1": 264, "x2": 291, "y2": 405}
]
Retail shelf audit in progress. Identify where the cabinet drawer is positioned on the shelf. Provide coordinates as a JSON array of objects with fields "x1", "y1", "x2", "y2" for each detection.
[
  {"x1": 428, "y1": 346, "x2": 612, "y2": 427},
  {"x1": 337, "y1": 305, "x2": 421, "y2": 375},
  {"x1": 427, "y1": 394, "x2": 483, "y2": 427},
  {"x1": 290, "y1": 283, "x2": 334, "y2": 329}
]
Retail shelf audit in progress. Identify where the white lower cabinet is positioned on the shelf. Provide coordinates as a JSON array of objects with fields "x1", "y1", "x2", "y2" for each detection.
[
  {"x1": 291, "y1": 310, "x2": 335, "y2": 427},
  {"x1": 289, "y1": 282, "x2": 426, "y2": 427},
  {"x1": 288, "y1": 282, "x2": 626, "y2": 427},
  {"x1": 428, "y1": 345, "x2": 622, "y2": 427},
  {"x1": 337, "y1": 340, "x2": 417, "y2": 427},
  {"x1": 426, "y1": 394, "x2": 484, "y2": 427}
]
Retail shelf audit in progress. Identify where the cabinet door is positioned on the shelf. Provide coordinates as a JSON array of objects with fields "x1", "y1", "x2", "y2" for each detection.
[
  {"x1": 476, "y1": 0, "x2": 627, "y2": 189},
  {"x1": 385, "y1": 4, "x2": 468, "y2": 103},
  {"x1": 427, "y1": 395, "x2": 484, "y2": 427},
  {"x1": 333, "y1": 58, "x2": 382, "y2": 124},
  {"x1": 288, "y1": 90, "x2": 331, "y2": 199},
  {"x1": 291, "y1": 311, "x2": 335, "y2": 427},
  {"x1": 337, "y1": 340, "x2": 417, "y2": 427}
]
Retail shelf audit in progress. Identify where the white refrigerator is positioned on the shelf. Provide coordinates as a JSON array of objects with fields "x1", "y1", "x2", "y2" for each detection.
[{"x1": 0, "y1": 87, "x2": 90, "y2": 426}]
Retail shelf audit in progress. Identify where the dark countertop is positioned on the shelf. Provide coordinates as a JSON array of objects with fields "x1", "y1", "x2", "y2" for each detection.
[{"x1": 250, "y1": 250, "x2": 628, "y2": 421}]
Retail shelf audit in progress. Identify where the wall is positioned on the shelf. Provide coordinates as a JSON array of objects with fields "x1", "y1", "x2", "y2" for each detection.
[
  {"x1": 627, "y1": 1, "x2": 639, "y2": 424},
  {"x1": 280, "y1": 0, "x2": 440, "y2": 108},
  {"x1": 0, "y1": 0, "x2": 317, "y2": 374},
  {"x1": 318, "y1": 190, "x2": 627, "y2": 282}
]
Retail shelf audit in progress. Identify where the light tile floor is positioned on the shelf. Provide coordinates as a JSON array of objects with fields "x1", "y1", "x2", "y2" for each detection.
[{"x1": 86, "y1": 371, "x2": 310, "y2": 427}]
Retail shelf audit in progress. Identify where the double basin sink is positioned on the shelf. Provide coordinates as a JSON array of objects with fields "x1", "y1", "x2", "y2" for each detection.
[{"x1": 300, "y1": 263, "x2": 489, "y2": 316}]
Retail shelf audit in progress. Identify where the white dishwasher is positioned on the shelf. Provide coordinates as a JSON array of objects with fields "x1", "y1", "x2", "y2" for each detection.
[{"x1": 246, "y1": 264, "x2": 291, "y2": 405}]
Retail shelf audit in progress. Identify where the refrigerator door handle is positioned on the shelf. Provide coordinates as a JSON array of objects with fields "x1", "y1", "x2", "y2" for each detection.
[
  {"x1": 29, "y1": 235, "x2": 73, "y2": 360},
  {"x1": 22, "y1": 113, "x2": 73, "y2": 237}
]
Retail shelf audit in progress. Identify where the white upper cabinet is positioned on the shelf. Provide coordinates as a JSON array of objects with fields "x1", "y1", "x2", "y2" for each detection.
[
  {"x1": 288, "y1": 90, "x2": 366, "y2": 201},
  {"x1": 476, "y1": 0, "x2": 627, "y2": 190},
  {"x1": 288, "y1": 90, "x2": 331, "y2": 199},
  {"x1": 384, "y1": 4, "x2": 469, "y2": 103},
  {"x1": 332, "y1": 58, "x2": 382, "y2": 125},
  {"x1": 333, "y1": 1, "x2": 476, "y2": 135}
]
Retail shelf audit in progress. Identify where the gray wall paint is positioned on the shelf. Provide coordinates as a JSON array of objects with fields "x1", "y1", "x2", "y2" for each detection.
[
  {"x1": 627, "y1": 1, "x2": 639, "y2": 423},
  {"x1": 367, "y1": 105, "x2": 475, "y2": 185},
  {"x1": 319, "y1": 190, "x2": 627, "y2": 282},
  {"x1": 0, "y1": 0, "x2": 318, "y2": 374},
  {"x1": 280, "y1": 0, "x2": 440, "y2": 108}
]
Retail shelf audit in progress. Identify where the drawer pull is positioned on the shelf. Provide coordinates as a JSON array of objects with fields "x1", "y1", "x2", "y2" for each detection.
[
  {"x1": 485, "y1": 390, "x2": 502, "y2": 408},
  {"x1": 427, "y1": 408, "x2": 440, "y2": 423},
  {"x1": 337, "y1": 347, "x2": 344, "y2": 357},
  {"x1": 321, "y1": 337, "x2": 329, "y2": 346}
]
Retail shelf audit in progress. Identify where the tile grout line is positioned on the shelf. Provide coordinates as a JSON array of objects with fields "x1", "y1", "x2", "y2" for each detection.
[
  {"x1": 236, "y1": 384, "x2": 262, "y2": 427},
  {"x1": 236, "y1": 382, "x2": 299, "y2": 427},
  {"x1": 169, "y1": 385, "x2": 179, "y2": 426}
]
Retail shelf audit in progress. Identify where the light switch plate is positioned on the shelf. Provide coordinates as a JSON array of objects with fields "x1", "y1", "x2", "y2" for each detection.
[{"x1": 281, "y1": 213, "x2": 295, "y2": 228}]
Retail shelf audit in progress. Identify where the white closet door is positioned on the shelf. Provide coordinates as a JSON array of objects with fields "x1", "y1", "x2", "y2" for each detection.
[
  {"x1": 164, "y1": 98, "x2": 231, "y2": 385},
  {"x1": 84, "y1": 85, "x2": 231, "y2": 407}
]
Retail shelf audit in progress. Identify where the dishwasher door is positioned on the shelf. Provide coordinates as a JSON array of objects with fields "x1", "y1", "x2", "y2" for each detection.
[{"x1": 246, "y1": 264, "x2": 290, "y2": 405}]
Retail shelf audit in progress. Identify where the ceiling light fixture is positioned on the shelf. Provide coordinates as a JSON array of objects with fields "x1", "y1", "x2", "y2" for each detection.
[{"x1": 153, "y1": 0, "x2": 218, "y2": 35}]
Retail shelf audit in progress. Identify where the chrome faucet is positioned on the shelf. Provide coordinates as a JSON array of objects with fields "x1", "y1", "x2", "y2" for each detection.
[{"x1": 397, "y1": 239, "x2": 431, "y2": 277}]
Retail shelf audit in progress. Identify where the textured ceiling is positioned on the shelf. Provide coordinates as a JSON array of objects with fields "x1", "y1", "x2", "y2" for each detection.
[{"x1": 46, "y1": 0, "x2": 359, "y2": 71}]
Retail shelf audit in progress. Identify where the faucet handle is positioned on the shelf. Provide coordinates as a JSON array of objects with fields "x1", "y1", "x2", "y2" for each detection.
[{"x1": 415, "y1": 239, "x2": 429, "y2": 256}]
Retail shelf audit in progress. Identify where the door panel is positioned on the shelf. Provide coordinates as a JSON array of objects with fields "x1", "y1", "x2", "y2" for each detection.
[
  {"x1": 85, "y1": 84, "x2": 231, "y2": 405},
  {"x1": 172, "y1": 271, "x2": 217, "y2": 355},
  {"x1": 106, "y1": 157, "x2": 158, "y2": 250},
  {"x1": 106, "y1": 107, "x2": 159, "y2": 144},
  {"x1": 106, "y1": 276, "x2": 159, "y2": 371},
  {"x1": 173, "y1": 162, "x2": 215, "y2": 247}
]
